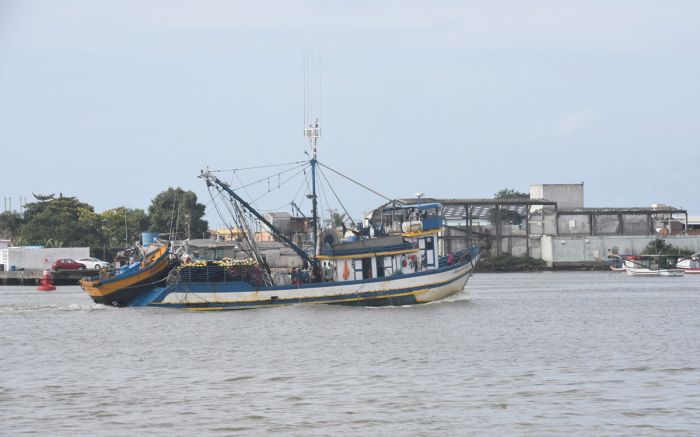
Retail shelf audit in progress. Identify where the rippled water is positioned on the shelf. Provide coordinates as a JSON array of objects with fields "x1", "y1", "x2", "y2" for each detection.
[{"x1": 2, "y1": 272, "x2": 700, "y2": 436}]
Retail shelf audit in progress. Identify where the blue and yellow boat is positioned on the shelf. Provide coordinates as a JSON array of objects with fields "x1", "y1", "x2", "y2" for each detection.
[{"x1": 79, "y1": 244, "x2": 176, "y2": 306}]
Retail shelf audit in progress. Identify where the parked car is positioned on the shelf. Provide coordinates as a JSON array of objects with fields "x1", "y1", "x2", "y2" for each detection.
[
  {"x1": 76, "y1": 257, "x2": 110, "y2": 269},
  {"x1": 77, "y1": 257, "x2": 109, "y2": 269},
  {"x1": 52, "y1": 259, "x2": 86, "y2": 270}
]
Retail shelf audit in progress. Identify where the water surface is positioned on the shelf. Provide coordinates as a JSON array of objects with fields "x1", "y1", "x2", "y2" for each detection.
[{"x1": 2, "y1": 272, "x2": 699, "y2": 435}]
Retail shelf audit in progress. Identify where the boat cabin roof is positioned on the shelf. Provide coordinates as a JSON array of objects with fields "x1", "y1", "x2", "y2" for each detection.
[
  {"x1": 626, "y1": 254, "x2": 681, "y2": 258},
  {"x1": 320, "y1": 235, "x2": 416, "y2": 258}
]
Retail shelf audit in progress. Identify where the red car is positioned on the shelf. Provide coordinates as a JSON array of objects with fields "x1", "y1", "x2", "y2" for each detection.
[{"x1": 52, "y1": 259, "x2": 86, "y2": 270}]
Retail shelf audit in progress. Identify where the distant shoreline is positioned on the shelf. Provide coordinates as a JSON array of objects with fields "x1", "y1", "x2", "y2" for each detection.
[{"x1": 475, "y1": 256, "x2": 609, "y2": 273}]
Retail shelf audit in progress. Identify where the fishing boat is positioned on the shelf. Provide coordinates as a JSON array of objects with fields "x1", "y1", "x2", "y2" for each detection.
[
  {"x1": 624, "y1": 255, "x2": 684, "y2": 277},
  {"x1": 676, "y1": 253, "x2": 700, "y2": 274},
  {"x1": 131, "y1": 218, "x2": 479, "y2": 310},
  {"x1": 127, "y1": 119, "x2": 480, "y2": 310},
  {"x1": 80, "y1": 243, "x2": 176, "y2": 306}
]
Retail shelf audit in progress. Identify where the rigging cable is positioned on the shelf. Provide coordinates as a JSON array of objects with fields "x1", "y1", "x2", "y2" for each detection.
[
  {"x1": 233, "y1": 162, "x2": 309, "y2": 191},
  {"x1": 210, "y1": 160, "x2": 307, "y2": 173},
  {"x1": 233, "y1": 170, "x2": 257, "y2": 209},
  {"x1": 258, "y1": 172, "x2": 309, "y2": 212},
  {"x1": 249, "y1": 164, "x2": 310, "y2": 205},
  {"x1": 316, "y1": 170, "x2": 332, "y2": 229},
  {"x1": 206, "y1": 185, "x2": 237, "y2": 242},
  {"x1": 318, "y1": 165, "x2": 357, "y2": 229},
  {"x1": 168, "y1": 193, "x2": 178, "y2": 240},
  {"x1": 317, "y1": 161, "x2": 398, "y2": 203}
]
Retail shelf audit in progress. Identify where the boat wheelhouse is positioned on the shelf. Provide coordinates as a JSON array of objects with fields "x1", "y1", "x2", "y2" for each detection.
[{"x1": 319, "y1": 203, "x2": 445, "y2": 283}]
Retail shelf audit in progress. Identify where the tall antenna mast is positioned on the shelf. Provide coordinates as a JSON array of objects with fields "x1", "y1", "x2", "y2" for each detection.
[
  {"x1": 303, "y1": 50, "x2": 322, "y2": 154},
  {"x1": 304, "y1": 51, "x2": 322, "y2": 263}
]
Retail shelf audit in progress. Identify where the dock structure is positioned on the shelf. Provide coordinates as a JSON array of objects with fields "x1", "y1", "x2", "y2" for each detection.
[
  {"x1": 371, "y1": 194, "x2": 700, "y2": 269},
  {"x1": 0, "y1": 269, "x2": 100, "y2": 285}
]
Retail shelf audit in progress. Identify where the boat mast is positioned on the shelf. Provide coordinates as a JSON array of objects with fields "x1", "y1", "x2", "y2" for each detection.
[
  {"x1": 305, "y1": 119, "x2": 320, "y2": 261},
  {"x1": 304, "y1": 51, "x2": 322, "y2": 268}
]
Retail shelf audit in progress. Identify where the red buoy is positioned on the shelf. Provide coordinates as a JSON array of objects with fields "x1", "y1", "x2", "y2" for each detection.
[{"x1": 37, "y1": 269, "x2": 56, "y2": 291}]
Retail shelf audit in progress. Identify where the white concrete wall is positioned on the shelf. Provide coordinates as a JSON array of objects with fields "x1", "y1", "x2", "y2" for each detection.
[
  {"x1": 530, "y1": 183, "x2": 584, "y2": 210},
  {"x1": 3, "y1": 247, "x2": 90, "y2": 270},
  {"x1": 539, "y1": 235, "x2": 700, "y2": 266},
  {"x1": 528, "y1": 237, "x2": 542, "y2": 259},
  {"x1": 541, "y1": 235, "x2": 554, "y2": 264}
]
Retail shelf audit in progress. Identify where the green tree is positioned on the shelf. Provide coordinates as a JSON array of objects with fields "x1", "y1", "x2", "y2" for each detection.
[
  {"x1": 0, "y1": 211, "x2": 23, "y2": 241},
  {"x1": 20, "y1": 194, "x2": 103, "y2": 248},
  {"x1": 100, "y1": 207, "x2": 149, "y2": 247},
  {"x1": 494, "y1": 188, "x2": 529, "y2": 200},
  {"x1": 490, "y1": 188, "x2": 529, "y2": 225},
  {"x1": 330, "y1": 210, "x2": 347, "y2": 228},
  {"x1": 148, "y1": 188, "x2": 208, "y2": 239},
  {"x1": 642, "y1": 238, "x2": 694, "y2": 256}
]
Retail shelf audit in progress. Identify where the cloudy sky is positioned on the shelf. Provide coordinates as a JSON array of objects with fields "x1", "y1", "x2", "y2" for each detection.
[{"x1": 1, "y1": 1, "x2": 699, "y2": 225}]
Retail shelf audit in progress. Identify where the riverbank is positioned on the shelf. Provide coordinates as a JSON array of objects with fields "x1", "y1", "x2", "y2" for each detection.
[{"x1": 475, "y1": 255, "x2": 609, "y2": 272}]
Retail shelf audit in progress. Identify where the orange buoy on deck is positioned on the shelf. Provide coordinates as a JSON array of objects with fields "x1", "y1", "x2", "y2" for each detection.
[{"x1": 37, "y1": 270, "x2": 56, "y2": 291}]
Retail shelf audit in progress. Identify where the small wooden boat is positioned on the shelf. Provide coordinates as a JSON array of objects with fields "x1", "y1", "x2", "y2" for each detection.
[{"x1": 80, "y1": 243, "x2": 176, "y2": 306}]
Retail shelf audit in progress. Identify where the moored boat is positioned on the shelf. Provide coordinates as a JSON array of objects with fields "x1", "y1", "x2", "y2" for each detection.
[
  {"x1": 624, "y1": 256, "x2": 684, "y2": 277},
  {"x1": 676, "y1": 253, "x2": 700, "y2": 274}
]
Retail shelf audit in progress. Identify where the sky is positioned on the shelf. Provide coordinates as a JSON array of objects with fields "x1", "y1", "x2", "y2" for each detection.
[{"x1": 1, "y1": 0, "x2": 699, "y2": 227}]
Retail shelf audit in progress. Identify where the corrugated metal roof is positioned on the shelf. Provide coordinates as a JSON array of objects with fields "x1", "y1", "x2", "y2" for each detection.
[
  {"x1": 393, "y1": 197, "x2": 557, "y2": 206},
  {"x1": 442, "y1": 204, "x2": 527, "y2": 219}
]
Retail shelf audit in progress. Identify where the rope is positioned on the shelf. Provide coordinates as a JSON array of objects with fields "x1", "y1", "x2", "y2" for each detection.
[
  {"x1": 317, "y1": 161, "x2": 397, "y2": 203},
  {"x1": 207, "y1": 185, "x2": 237, "y2": 240},
  {"x1": 233, "y1": 162, "x2": 309, "y2": 191},
  {"x1": 318, "y1": 165, "x2": 356, "y2": 228},
  {"x1": 210, "y1": 160, "x2": 307, "y2": 173},
  {"x1": 249, "y1": 164, "x2": 310, "y2": 205}
]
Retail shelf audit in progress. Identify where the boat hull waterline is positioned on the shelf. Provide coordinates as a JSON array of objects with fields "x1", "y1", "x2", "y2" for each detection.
[
  {"x1": 625, "y1": 267, "x2": 685, "y2": 277},
  {"x1": 135, "y1": 256, "x2": 479, "y2": 310}
]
